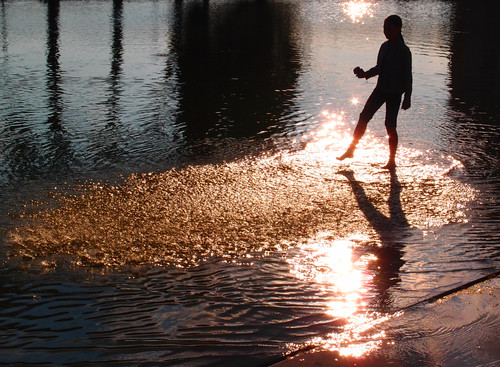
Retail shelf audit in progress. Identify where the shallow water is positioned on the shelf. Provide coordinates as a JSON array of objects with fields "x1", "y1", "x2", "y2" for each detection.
[{"x1": 1, "y1": 0, "x2": 499, "y2": 366}]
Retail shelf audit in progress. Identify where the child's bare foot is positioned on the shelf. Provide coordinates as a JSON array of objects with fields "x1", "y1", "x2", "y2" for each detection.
[
  {"x1": 382, "y1": 161, "x2": 396, "y2": 170},
  {"x1": 337, "y1": 149, "x2": 354, "y2": 161}
]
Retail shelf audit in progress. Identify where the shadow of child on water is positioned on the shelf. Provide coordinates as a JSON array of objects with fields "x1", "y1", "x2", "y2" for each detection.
[{"x1": 338, "y1": 169, "x2": 417, "y2": 311}]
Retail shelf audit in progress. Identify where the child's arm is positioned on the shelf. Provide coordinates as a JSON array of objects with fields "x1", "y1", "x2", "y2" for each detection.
[
  {"x1": 354, "y1": 43, "x2": 384, "y2": 79},
  {"x1": 363, "y1": 65, "x2": 379, "y2": 79},
  {"x1": 353, "y1": 65, "x2": 378, "y2": 79},
  {"x1": 402, "y1": 48, "x2": 412, "y2": 110}
]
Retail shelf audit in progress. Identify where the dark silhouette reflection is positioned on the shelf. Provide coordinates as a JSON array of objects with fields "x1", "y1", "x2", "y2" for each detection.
[
  {"x1": 169, "y1": 0, "x2": 302, "y2": 156},
  {"x1": 91, "y1": 0, "x2": 128, "y2": 167},
  {"x1": 446, "y1": 1, "x2": 500, "y2": 178},
  {"x1": 44, "y1": 0, "x2": 72, "y2": 171},
  {"x1": 0, "y1": 0, "x2": 73, "y2": 185},
  {"x1": 46, "y1": 0, "x2": 62, "y2": 130},
  {"x1": 88, "y1": 0, "x2": 126, "y2": 168},
  {"x1": 339, "y1": 169, "x2": 409, "y2": 311},
  {"x1": 107, "y1": 0, "x2": 123, "y2": 125},
  {"x1": 1, "y1": 0, "x2": 7, "y2": 55}
]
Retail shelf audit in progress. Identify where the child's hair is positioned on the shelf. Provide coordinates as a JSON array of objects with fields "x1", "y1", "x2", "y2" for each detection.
[{"x1": 385, "y1": 15, "x2": 402, "y2": 29}]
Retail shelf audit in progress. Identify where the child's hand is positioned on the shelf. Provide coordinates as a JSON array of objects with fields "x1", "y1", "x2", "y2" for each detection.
[
  {"x1": 353, "y1": 67, "x2": 365, "y2": 78},
  {"x1": 402, "y1": 96, "x2": 411, "y2": 110}
]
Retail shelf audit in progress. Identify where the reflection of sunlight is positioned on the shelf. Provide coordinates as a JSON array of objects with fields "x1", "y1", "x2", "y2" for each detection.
[
  {"x1": 288, "y1": 232, "x2": 393, "y2": 357},
  {"x1": 301, "y1": 107, "x2": 472, "y2": 181},
  {"x1": 322, "y1": 312, "x2": 393, "y2": 357},
  {"x1": 303, "y1": 109, "x2": 386, "y2": 165},
  {"x1": 343, "y1": 0, "x2": 375, "y2": 23},
  {"x1": 304, "y1": 110, "x2": 350, "y2": 156},
  {"x1": 288, "y1": 232, "x2": 374, "y2": 319},
  {"x1": 291, "y1": 312, "x2": 398, "y2": 358}
]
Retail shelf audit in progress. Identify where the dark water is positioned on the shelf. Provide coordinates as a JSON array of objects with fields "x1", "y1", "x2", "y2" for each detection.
[{"x1": 0, "y1": 0, "x2": 499, "y2": 366}]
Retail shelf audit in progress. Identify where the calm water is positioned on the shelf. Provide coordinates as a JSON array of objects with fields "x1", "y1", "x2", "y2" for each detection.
[{"x1": 1, "y1": 0, "x2": 499, "y2": 366}]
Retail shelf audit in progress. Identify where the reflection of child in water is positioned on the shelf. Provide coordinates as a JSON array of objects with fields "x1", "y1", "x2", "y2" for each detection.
[{"x1": 338, "y1": 15, "x2": 412, "y2": 169}]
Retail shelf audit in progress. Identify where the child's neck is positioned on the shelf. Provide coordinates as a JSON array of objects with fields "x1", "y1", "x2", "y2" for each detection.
[{"x1": 388, "y1": 34, "x2": 402, "y2": 43}]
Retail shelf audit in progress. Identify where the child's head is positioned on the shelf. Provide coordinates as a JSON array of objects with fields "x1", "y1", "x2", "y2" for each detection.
[{"x1": 384, "y1": 15, "x2": 403, "y2": 41}]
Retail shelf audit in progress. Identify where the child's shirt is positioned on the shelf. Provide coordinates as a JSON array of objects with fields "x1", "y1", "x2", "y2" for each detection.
[{"x1": 366, "y1": 37, "x2": 412, "y2": 96}]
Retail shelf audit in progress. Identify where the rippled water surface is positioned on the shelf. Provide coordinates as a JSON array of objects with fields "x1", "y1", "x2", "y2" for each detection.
[{"x1": 1, "y1": 0, "x2": 499, "y2": 366}]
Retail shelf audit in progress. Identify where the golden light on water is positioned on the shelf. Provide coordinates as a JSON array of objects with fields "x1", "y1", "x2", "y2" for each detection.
[
  {"x1": 288, "y1": 234, "x2": 369, "y2": 318},
  {"x1": 342, "y1": 0, "x2": 375, "y2": 23},
  {"x1": 8, "y1": 109, "x2": 475, "y2": 270},
  {"x1": 303, "y1": 108, "x2": 386, "y2": 166},
  {"x1": 304, "y1": 110, "x2": 351, "y2": 157},
  {"x1": 287, "y1": 232, "x2": 393, "y2": 357},
  {"x1": 320, "y1": 312, "x2": 394, "y2": 357}
]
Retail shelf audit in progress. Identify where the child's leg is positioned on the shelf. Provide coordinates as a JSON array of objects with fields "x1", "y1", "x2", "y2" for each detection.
[
  {"x1": 384, "y1": 126, "x2": 398, "y2": 168},
  {"x1": 383, "y1": 94, "x2": 402, "y2": 168},
  {"x1": 338, "y1": 89, "x2": 385, "y2": 160}
]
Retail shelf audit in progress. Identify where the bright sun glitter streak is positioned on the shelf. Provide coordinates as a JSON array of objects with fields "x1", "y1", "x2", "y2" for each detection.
[
  {"x1": 288, "y1": 232, "x2": 392, "y2": 358},
  {"x1": 288, "y1": 233, "x2": 371, "y2": 319},
  {"x1": 342, "y1": 0, "x2": 375, "y2": 23},
  {"x1": 303, "y1": 109, "x2": 385, "y2": 165},
  {"x1": 304, "y1": 110, "x2": 352, "y2": 158},
  {"x1": 320, "y1": 311, "x2": 400, "y2": 357}
]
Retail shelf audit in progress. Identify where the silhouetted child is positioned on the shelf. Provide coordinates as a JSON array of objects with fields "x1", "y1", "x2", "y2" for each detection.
[{"x1": 338, "y1": 14, "x2": 412, "y2": 169}]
